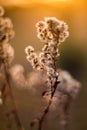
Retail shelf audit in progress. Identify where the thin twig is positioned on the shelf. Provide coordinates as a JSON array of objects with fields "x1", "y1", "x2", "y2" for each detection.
[
  {"x1": 38, "y1": 81, "x2": 59, "y2": 130},
  {"x1": 3, "y1": 63, "x2": 24, "y2": 130}
]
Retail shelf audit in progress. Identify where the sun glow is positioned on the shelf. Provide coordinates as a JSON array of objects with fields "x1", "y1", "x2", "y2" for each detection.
[{"x1": 0, "y1": 0, "x2": 73, "y2": 7}]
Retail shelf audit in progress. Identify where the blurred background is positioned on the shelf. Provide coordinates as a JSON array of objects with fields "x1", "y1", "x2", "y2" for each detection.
[{"x1": 0, "y1": 0, "x2": 87, "y2": 130}]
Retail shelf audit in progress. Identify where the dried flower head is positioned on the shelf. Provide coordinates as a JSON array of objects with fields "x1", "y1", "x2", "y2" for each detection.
[
  {"x1": 0, "y1": 6, "x2": 15, "y2": 66},
  {"x1": 0, "y1": 6, "x2": 15, "y2": 44},
  {"x1": 25, "y1": 17, "x2": 69, "y2": 90},
  {"x1": 36, "y1": 17, "x2": 69, "y2": 43},
  {"x1": 0, "y1": 17, "x2": 15, "y2": 43}
]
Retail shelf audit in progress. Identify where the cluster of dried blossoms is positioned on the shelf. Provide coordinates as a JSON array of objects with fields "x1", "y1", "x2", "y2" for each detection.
[
  {"x1": 25, "y1": 17, "x2": 69, "y2": 94},
  {"x1": 25, "y1": 17, "x2": 69, "y2": 99},
  {"x1": 0, "y1": 6, "x2": 24, "y2": 130},
  {"x1": 25, "y1": 17, "x2": 80, "y2": 130},
  {"x1": 0, "y1": 5, "x2": 14, "y2": 106},
  {"x1": 0, "y1": 6, "x2": 14, "y2": 65}
]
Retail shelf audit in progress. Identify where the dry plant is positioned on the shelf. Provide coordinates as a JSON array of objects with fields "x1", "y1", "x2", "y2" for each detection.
[
  {"x1": 0, "y1": 6, "x2": 81, "y2": 130},
  {"x1": 0, "y1": 6, "x2": 24, "y2": 130},
  {"x1": 25, "y1": 17, "x2": 81, "y2": 130}
]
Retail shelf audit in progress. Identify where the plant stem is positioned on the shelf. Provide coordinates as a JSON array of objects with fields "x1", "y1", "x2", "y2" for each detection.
[
  {"x1": 3, "y1": 63, "x2": 24, "y2": 130},
  {"x1": 38, "y1": 81, "x2": 59, "y2": 130}
]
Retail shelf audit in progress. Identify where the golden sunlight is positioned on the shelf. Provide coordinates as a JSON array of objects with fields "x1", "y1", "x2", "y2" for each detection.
[{"x1": 0, "y1": 0, "x2": 73, "y2": 6}]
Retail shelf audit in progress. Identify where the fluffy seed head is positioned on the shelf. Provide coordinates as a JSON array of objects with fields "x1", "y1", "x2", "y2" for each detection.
[{"x1": 36, "y1": 17, "x2": 69, "y2": 44}]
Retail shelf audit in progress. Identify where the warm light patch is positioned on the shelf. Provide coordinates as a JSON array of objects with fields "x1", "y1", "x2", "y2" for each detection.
[{"x1": 0, "y1": 0, "x2": 74, "y2": 7}]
